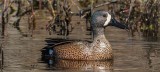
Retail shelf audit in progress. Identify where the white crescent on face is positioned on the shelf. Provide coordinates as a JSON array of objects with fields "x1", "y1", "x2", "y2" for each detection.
[{"x1": 104, "y1": 12, "x2": 111, "y2": 26}]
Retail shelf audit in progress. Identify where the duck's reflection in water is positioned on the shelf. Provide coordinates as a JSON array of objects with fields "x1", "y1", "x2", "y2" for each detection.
[{"x1": 51, "y1": 59, "x2": 113, "y2": 72}]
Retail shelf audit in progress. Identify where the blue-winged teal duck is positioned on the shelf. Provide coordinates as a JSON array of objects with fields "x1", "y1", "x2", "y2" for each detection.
[{"x1": 53, "y1": 10, "x2": 128, "y2": 60}]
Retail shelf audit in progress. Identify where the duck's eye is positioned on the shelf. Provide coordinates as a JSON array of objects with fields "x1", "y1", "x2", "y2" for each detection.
[{"x1": 103, "y1": 14, "x2": 107, "y2": 17}]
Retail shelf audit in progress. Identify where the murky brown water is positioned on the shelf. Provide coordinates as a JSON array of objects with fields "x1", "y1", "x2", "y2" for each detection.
[
  {"x1": 107, "y1": 27, "x2": 160, "y2": 72},
  {"x1": 108, "y1": 27, "x2": 160, "y2": 72},
  {"x1": 1, "y1": 15, "x2": 160, "y2": 72},
  {"x1": 2, "y1": 22, "x2": 160, "y2": 72}
]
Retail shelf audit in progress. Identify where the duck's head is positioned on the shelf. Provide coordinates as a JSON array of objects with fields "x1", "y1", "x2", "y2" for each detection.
[{"x1": 91, "y1": 10, "x2": 128, "y2": 29}]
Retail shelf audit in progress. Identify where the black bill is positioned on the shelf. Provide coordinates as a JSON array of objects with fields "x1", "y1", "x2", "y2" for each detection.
[{"x1": 109, "y1": 18, "x2": 128, "y2": 29}]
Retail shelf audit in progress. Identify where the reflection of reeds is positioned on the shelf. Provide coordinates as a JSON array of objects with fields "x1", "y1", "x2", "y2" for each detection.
[{"x1": 0, "y1": 47, "x2": 3, "y2": 70}]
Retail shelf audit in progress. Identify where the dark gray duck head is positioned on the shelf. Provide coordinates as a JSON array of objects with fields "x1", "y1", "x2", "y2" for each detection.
[{"x1": 91, "y1": 10, "x2": 128, "y2": 29}]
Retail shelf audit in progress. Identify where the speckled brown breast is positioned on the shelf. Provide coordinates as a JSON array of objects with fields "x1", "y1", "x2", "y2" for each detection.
[
  {"x1": 53, "y1": 40, "x2": 113, "y2": 60},
  {"x1": 54, "y1": 59, "x2": 113, "y2": 71}
]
